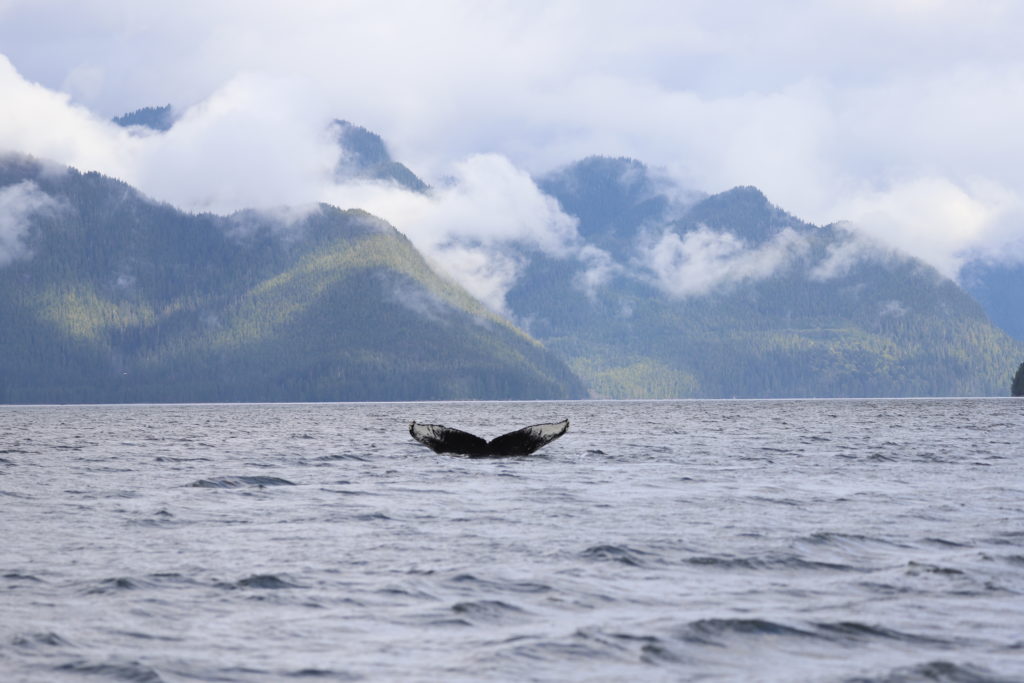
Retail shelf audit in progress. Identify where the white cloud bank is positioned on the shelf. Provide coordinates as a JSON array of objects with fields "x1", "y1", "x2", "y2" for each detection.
[
  {"x1": 641, "y1": 226, "x2": 808, "y2": 297},
  {"x1": 321, "y1": 154, "x2": 581, "y2": 312},
  {"x1": 2, "y1": 1, "x2": 1024, "y2": 285},
  {"x1": 0, "y1": 56, "x2": 582, "y2": 310}
]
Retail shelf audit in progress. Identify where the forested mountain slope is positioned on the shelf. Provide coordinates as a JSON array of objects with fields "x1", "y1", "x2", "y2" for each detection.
[
  {"x1": 0, "y1": 155, "x2": 584, "y2": 403},
  {"x1": 505, "y1": 156, "x2": 1023, "y2": 398},
  {"x1": 959, "y1": 258, "x2": 1024, "y2": 342}
]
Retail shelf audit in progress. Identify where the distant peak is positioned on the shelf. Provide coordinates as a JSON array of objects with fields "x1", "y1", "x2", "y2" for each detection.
[
  {"x1": 330, "y1": 119, "x2": 428, "y2": 192},
  {"x1": 719, "y1": 185, "x2": 769, "y2": 203},
  {"x1": 560, "y1": 155, "x2": 650, "y2": 181},
  {"x1": 331, "y1": 119, "x2": 392, "y2": 166},
  {"x1": 112, "y1": 105, "x2": 175, "y2": 132}
]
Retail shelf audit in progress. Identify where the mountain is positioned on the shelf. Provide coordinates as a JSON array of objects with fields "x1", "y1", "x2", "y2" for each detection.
[
  {"x1": 331, "y1": 120, "x2": 428, "y2": 192},
  {"x1": 959, "y1": 258, "x2": 1024, "y2": 342},
  {"x1": 0, "y1": 155, "x2": 584, "y2": 403},
  {"x1": 112, "y1": 105, "x2": 176, "y2": 131},
  {"x1": 112, "y1": 105, "x2": 428, "y2": 192},
  {"x1": 505, "y1": 156, "x2": 1023, "y2": 398}
]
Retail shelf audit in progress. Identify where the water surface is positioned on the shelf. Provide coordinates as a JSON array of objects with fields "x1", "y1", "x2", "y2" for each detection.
[{"x1": 1, "y1": 399, "x2": 1022, "y2": 681}]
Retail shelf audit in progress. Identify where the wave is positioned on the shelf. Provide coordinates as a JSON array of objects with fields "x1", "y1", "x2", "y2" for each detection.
[
  {"x1": 684, "y1": 554, "x2": 858, "y2": 572},
  {"x1": 843, "y1": 659, "x2": 1017, "y2": 683},
  {"x1": 188, "y1": 475, "x2": 296, "y2": 488},
  {"x1": 285, "y1": 668, "x2": 361, "y2": 680},
  {"x1": 451, "y1": 600, "x2": 528, "y2": 624},
  {"x1": 11, "y1": 631, "x2": 73, "y2": 649},
  {"x1": 86, "y1": 577, "x2": 146, "y2": 594},
  {"x1": 665, "y1": 617, "x2": 958, "y2": 650},
  {"x1": 55, "y1": 658, "x2": 164, "y2": 682},
  {"x1": 813, "y1": 621, "x2": 954, "y2": 646},
  {"x1": 313, "y1": 453, "x2": 370, "y2": 461},
  {"x1": 676, "y1": 618, "x2": 819, "y2": 645},
  {"x1": 446, "y1": 573, "x2": 552, "y2": 595},
  {"x1": 800, "y1": 532, "x2": 910, "y2": 549},
  {"x1": 154, "y1": 455, "x2": 212, "y2": 462},
  {"x1": 229, "y1": 574, "x2": 303, "y2": 590},
  {"x1": 581, "y1": 544, "x2": 653, "y2": 567}
]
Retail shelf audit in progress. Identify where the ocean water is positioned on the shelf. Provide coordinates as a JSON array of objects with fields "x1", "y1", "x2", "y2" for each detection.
[{"x1": 1, "y1": 398, "x2": 1022, "y2": 682}]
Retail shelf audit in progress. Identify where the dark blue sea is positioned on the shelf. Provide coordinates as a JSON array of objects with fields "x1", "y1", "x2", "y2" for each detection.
[{"x1": 1, "y1": 399, "x2": 1023, "y2": 682}]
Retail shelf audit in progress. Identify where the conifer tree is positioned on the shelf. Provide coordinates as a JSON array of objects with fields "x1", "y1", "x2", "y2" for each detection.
[{"x1": 1013, "y1": 362, "x2": 1024, "y2": 397}]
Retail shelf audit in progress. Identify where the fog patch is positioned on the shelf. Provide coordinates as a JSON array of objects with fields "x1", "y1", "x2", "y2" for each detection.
[
  {"x1": 640, "y1": 225, "x2": 808, "y2": 298},
  {"x1": 880, "y1": 300, "x2": 908, "y2": 317},
  {"x1": 427, "y1": 244, "x2": 524, "y2": 315},
  {"x1": 573, "y1": 245, "x2": 621, "y2": 299},
  {"x1": 225, "y1": 204, "x2": 324, "y2": 240},
  {"x1": 0, "y1": 180, "x2": 59, "y2": 266},
  {"x1": 809, "y1": 225, "x2": 903, "y2": 281},
  {"x1": 379, "y1": 271, "x2": 455, "y2": 324}
]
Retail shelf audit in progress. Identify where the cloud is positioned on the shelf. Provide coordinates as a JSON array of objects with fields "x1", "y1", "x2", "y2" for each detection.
[
  {"x1": 132, "y1": 74, "x2": 339, "y2": 214},
  {"x1": 0, "y1": 57, "x2": 341, "y2": 215},
  {"x1": 0, "y1": 54, "x2": 135, "y2": 177},
  {"x1": 808, "y1": 223, "x2": 904, "y2": 281},
  {"x1": 640, "y1": 226, "x2": 808, "y2": 298},
  {"x1": 831, "y1": 177, "x2": 1019, "y2": 278},
  {"x1": 0, "y1": 180, "x2": 58, "y2": 266},
  {"x1": 0, "y1": 56, "x2": 581, "y2": 310},
  {"x1": 2, "y1": 1, "x2": 1024, "y2": 280},
  {"x1": 573, "y1": 245, "x2": 621, "y2": 299},
  {"x1": 321, "y1": 154, "x2": 581, "y2": 313}
]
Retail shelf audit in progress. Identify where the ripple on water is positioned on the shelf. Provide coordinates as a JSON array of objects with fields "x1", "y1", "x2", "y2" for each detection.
[
  {"x1": 684, "y1": 554, "x2": 859, "y2": 572},
  {"x1": 580, "y1": 544, "x2": 653, "y2": 567},
  {"x1": 188, "y1": 475, "x2": 296, "y2": 488},
  {"x1": 85, "y1": 577, "x2": 146, "y2": 594},
  {"x1": 12, "y1": 631, "x2": 73, "y2": 649},
  {"x1": 228, "y1": 574, "x2": 304, "y2": 590},
  {"x1": 451, "y1": 599, "x2": 529, "y2": 625},
  {"x1": 445, "y1": 573, "x2": 553, "y2": 595},
  {"x1": 3, "y1": 399, "x2": 1023, "y2": 681},
  {"x1": 55, "y1": 658, "x2": 164, "y2": 682},
  {"x1": 843, "y1": 660, "x2": 1016, "y2": 683}
]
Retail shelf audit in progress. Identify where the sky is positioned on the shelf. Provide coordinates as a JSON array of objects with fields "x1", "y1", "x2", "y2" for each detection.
[{"x1": 1, "y1": 0, "x2": 1023, "y2": 305}]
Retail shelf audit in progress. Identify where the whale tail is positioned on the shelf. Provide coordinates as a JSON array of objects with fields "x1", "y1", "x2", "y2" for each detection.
[{"x1": 409, "y1": 419, "x2": 569, "y2": 457}]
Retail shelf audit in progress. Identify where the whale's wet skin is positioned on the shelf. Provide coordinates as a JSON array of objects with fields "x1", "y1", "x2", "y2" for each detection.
[{"x1": 1, "y1": 399, "x2": 1023, "y2": 682}]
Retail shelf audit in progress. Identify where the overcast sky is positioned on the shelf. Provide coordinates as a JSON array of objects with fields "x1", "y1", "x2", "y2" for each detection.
[{"x1": 1, "y1": 0, "x2": 1023, "y2": 286}]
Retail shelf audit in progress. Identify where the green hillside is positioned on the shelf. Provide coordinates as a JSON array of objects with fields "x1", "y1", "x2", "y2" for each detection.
[
  {"x1": 0, "y1": 155, "x2": 585, "y2": 403},
  {"x1": 508, "y1": 156, "x2": 1024, "y2": 398}
]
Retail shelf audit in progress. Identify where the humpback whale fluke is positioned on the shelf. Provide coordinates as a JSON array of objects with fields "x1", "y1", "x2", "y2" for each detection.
[{"x1": 409, "y1": 419, "x2": 569, "y2": 457}]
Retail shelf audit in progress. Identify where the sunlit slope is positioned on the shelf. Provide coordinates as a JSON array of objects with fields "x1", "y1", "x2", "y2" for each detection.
[
  {"x1": 507, "y1": 157, "x2": 1023, "y2": 398},
  {"x1": 0, "y1": 156, "x2": 584, "y2": 402}
]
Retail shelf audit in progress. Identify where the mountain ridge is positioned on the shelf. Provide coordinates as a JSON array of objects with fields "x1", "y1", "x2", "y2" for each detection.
[
  {"x1": 508, "y1": 155, "x2": 1022, "y2": 398},
  {"x1": 5, "y1": 106, "x2": 1022, "y2": 400},
  {"x1": 0, "y1": 154, "x2": 584, "y2": 403}
]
